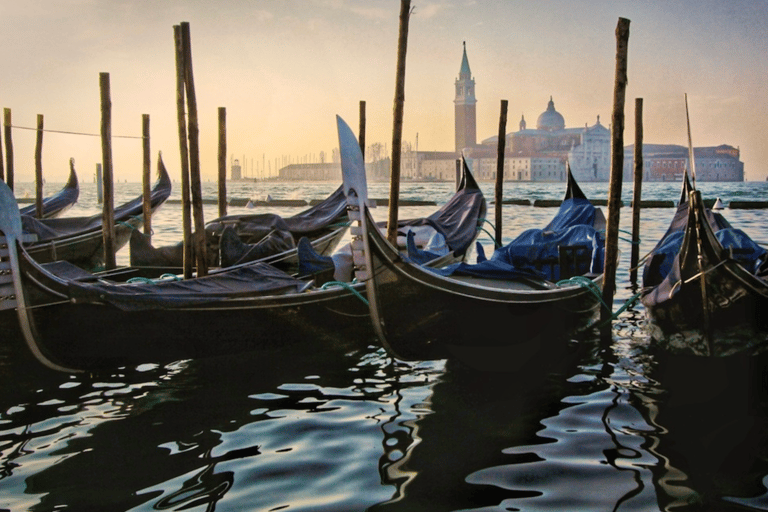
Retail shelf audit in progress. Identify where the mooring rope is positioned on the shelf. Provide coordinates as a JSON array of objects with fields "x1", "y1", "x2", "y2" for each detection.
[
  {"x1": 320, "y1": 280, "x2": 368, "y2": 305},
  {"x1": 556, "y1": 275, "x2": 644, "y2": 328}
]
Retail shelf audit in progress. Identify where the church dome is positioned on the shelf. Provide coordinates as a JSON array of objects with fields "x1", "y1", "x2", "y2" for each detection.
[{"x1": 536, "y1": 96, "x2": 565, "y2": 131}]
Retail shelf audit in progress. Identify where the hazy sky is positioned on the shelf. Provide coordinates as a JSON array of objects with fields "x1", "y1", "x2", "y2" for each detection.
[{"x1": 3, "y1": 0, "x2": 768, "y2": 183}]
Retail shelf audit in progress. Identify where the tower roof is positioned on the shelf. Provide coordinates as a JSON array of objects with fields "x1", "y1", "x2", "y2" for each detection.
[{"x1": 459, "y1": 41, "x2": 472, "y2": 79}]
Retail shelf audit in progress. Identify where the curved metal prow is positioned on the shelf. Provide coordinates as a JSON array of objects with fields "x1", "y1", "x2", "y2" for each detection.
[{"x1": 0, "y1": 180, "x2": 80, "y2": 373}]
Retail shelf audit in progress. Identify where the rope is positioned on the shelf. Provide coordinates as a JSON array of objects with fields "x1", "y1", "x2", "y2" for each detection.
[
  {"x1": 126, "y1": 273, "x2": 182, "y2": 284},
  {"x1": 320, "y1": 280, "x2": 368, "y2": 306},
  {"x1": 8, "y1": 124, "x2": 145, "y2": 140},
  {"x1": 556, "y1": 276, "x2": 644, "y2": 329}
]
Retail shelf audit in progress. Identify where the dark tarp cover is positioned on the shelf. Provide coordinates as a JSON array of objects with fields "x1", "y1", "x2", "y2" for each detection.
[
  {"x1": 391, "y1": 184, "x2": 486, "y2": 255},
  {"x1": 20, "y1": 169, "x2": 171, "y2": 242},
  {"x1": 204, "y1": 186, "x2": 347, "y2": 242},
  {"x1": 219, "y1": 226, "x2": 295, "y2": 267},
  {"x1": 642, "y1": 203, "x2": 734, "y2": 288},
  {"x1": 431, "y1": 223, "x2": 604, "y2": 282},
  {"x1": 66, "y1": 262, "x2": 311, "y2": 311}
]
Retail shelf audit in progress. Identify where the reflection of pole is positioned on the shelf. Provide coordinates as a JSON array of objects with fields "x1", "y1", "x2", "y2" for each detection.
[{"x1": 601, "y1": 17, "x2": 630, "y2": 339}]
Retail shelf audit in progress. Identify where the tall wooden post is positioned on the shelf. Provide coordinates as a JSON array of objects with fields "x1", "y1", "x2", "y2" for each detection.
[
  {"x1": 181, "y1": 21, "x2": 208, "y2": 276},
  {"x1": 359, "y1": 100, "x2": 366, "y2": 159},
  {"x1": 96, "y1": 163, "x2": 103, "y2": 204},
  {"x1": 386, "y1": 0, "x2": 411, "y2": 246},
  {"x1": 629, "y1": 98, "x2": 643, "y2": 284},
  {"x1": 99, "y1": 72, "x2": 117, "y2": 270},
  {"x1": 174, "y1": 24, "x2": 193, "y2": 279},
  {"x1": 3, "y1": 108, "x2": 13, "y2": 190},
  {"x1": 142, "y1": 114, "x2": 152, "y2": 236},
  {"x1": 34, "y1": 114, "x2": 44, "y2": 219},
  {"x1": 0, "y1": 112, "x2": 4, "y2": 184},
  {"x1": 495, "y1": 99, "x2": 508, "y2": 248},
  {"x1": 218, "y1": 107, "x2": 227, "y2": 218},
  {"x1": 600, "y1": 17, "x2": 630, "y2": 338}
]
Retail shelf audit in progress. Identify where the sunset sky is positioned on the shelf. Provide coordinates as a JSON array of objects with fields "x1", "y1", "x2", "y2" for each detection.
[{"x1": 2, "y1": 0, "x2": 767, "y2": 183}]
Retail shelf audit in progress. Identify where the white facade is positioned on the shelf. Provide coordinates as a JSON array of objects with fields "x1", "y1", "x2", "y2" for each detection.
[{"x1": 567, "y1": 118, "x2": 611, "y2": 182}]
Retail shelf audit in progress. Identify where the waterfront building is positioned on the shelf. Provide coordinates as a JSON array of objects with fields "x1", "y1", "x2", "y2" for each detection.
[
  {"x1": 623, "y1": 144, "x2": 743, "y2": 182},
  {"x1": 271, "y1": 44, "x2": 743, "y2": 182}
]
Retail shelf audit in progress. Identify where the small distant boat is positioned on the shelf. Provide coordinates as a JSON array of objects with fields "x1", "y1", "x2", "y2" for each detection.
[
  {"x1": 18, "y1": 159, "x2": 79, "y2": 219},
  {"x1": 712, "y1": 197, "x2": 725, "y2": 210},
  {"x1": 19, "y1": 155, "x2": 172, "y2": 268}
]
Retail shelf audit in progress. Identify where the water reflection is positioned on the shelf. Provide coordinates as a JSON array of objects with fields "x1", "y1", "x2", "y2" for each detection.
[
  {"x1": 638, "y1": 351, "x2": 768, "y2": 511},
  {"x1": 0, "y1": 338, "x2": 444, "y2": 511}
]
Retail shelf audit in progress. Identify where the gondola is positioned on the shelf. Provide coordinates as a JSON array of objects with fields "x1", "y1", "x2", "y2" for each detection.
[
  {"x1": 345, "y1": 133, "x2": 605, "y2": 370},
  {"x1": 129, "y1": 183, "x2": 349, "y2": 272},
  {"x1": 18, "y1": 155, "x2": 172, "y2": 268},
  {"x1": 18, "y1": 159, "x2": 80, "y2": 219},
  {"x1": 640, "y1": 177, "x2": 768, "y2": 357},
  {"x1": 0, "y1": 116, "x2": 485, "y2": 372}
]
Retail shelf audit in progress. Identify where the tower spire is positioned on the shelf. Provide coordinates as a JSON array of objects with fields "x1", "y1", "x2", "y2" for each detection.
[{"x1": 454, "y1": 42, "x2": 477, "y2": 152}]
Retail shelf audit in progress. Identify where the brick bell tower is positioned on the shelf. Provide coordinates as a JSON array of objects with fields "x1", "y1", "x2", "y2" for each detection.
[{"x1": 454, "y1": 41, "x2": 477, "y2": 153}]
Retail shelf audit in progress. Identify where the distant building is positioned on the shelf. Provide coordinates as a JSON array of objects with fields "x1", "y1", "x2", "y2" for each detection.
[
  {"x1": 231, "y1": 159, "x2": 242, "y2": 180},
  {"x1": 274, "y1": 44, "x2": 743, "y2": 182},
  {"x1": 623, "y1": 144, "x2": 743, "y2": 182}
]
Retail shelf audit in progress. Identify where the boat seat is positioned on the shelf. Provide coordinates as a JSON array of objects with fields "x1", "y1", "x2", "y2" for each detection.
[{"x1": 558, "y1": 245, "x2": 593, "y2": 280}]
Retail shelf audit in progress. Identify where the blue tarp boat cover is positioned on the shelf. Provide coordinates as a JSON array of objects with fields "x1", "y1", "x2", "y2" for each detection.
[{"x1": 426, "y1": 197, "x2": 605, "y2": 282}]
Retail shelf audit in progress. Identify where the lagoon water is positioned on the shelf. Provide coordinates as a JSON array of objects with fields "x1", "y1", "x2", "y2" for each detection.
[{"x1": 1, "y1": 178, "x2": 768, "y2": 511}]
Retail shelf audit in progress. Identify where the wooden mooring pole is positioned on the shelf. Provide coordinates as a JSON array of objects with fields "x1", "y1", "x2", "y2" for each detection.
[
  {"x1": 386, "y1": 0, "x2": 411, "y2": 246},
  {"x1": 601, "y1": 17, "x2": 630, "y2": 340},
  {"x1": 142, "y1": 114, "x2": 152, "y2": 236},
  {"x1": 174, "y1": 24, "x2": 193, "y2": 279},
  {"x1": 218, "y1": 107, "x2": 227, "y2": 218},
  {"x1": 99, "y1": 72, "x2": 117, "y2": 270},
  {"x1": 181, "y1": 21, "x2": 208, "y2": 277},
  {"x1": 4, "y1": 108, "x2": 13, "y2": 190},
  {"x1": 495, "y1": 99, "x2": 508, "y2": 248},
  {"x1": 34, "y1": 114, "x2": 44, "y2": 219},
  {"x1": 359, "y1": 100, "x2": 366, "y2": 159},
  {"x1": 629, "y1": 98, "x2": 643, "y2": 284}
]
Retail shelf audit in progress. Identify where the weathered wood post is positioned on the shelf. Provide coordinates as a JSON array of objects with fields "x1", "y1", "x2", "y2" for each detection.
[
  {"x1": 3, "y1": 108, "x2": 13, "y2": 190},
  {"x1": 386, "y1": 0, "x2": 411, "y2": 246},
  {"x1": 99, "y1": 72, "x2": 117, "y2": 270},
  {"x1": 629, "y1": 98, "x2": 643, "y2": 284},
  {"x1": 218, "y1": 107, "x2": 227, "y2": 218},
  {"x1": 96, "y1": 163, "x2": 103, "y2": 204},
  {"x1": 495, "y1": 99, "x2": 508, "y2": 248},
  {"x1": 34, "y1": 114, "x2": 44, "y2": 219},
  {"x1": 174, "y1": 24, "x2": 193, "y2": 279},
  {"x1": 600, "y1": 17, "x2": 630, "y2": 339},
  {"x1": 359, "y1": 100, "x2": 366, "y2": 159},
  {"x1": 142, "y1": 114, "x2": 152, "y2": 236},
  {"x1": 181, "y1": 21, "x2": 208, "y2": 277},
  {"x1": 0, "y1": 112, "x2": 4, "y2": 184}
]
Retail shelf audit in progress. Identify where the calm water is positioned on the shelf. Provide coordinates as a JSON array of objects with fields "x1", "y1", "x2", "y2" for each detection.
[{"x1": 1, "y1": 178, "x2": 768, "y2": 511}]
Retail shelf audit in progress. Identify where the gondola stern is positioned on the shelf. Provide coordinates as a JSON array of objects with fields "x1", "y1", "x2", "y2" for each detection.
[{"x1": 0, "y1": 180, "x2": 81, "y2": 373}]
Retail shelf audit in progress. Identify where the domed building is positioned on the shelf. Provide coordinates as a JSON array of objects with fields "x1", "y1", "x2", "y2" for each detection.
[{"x1": 536, "y1": 97, "x2": 565, "y2": 131}]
